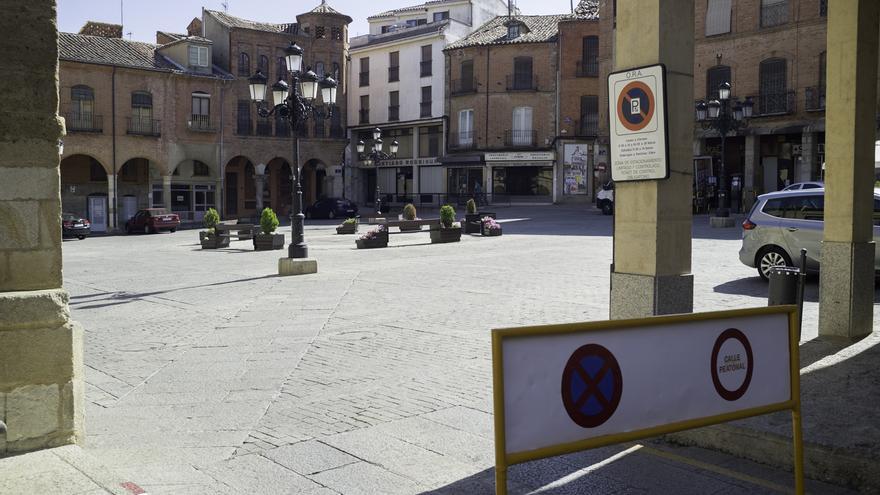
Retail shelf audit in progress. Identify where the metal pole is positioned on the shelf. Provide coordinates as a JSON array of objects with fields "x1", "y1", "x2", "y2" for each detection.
[
  {"x1": 376, "y1": 183, "x2": 381, "y2": 215},
  {"x1": 717, "y1": 101, "x2": 729, "y2": 217},
  {"x1": 288, "y1": 71, "x2": 307, "y2": 259}
]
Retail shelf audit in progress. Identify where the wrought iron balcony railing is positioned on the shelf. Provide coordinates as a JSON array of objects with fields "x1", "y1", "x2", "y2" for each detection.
[
  {"x1": 188, "y1": 114, "x2": 216, "y2": 132},
  {"x1": 256, "y1": 120, "x2": 273, "y2": 136},
  {"x1": 65, "y1": 112, "x2": 103, "y2": 132},
  {"x1": 576, "y1": 60, "x2": 599, "y2": 78},
  {"x1": 451, "y1": 78, "x2": 477, "y2": 95},
  {"x1": 126, "y1": 117, "x2": 160, "y2": 136},
  {"x1": 749, "y1": 91, "x2": 796, "y2": 116},
  {"x1": 420, "y1": 60, "x2": 432, "y2": 77},
  {"x1": 388, "y1": 105, "x2": 400, "y2": 121},
  {"x1": 506, "y1": 74, "x2": 538, "y2": 91},
  {"x1": 450, "y1": 131, "x2": 475, "y2": 150},
  {"x1": 504, "y1": 129, "x2": 537, "y2": 148}
]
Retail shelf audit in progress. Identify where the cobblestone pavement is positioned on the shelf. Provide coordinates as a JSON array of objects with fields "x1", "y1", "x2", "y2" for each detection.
[{"x1": 44, "y1": 205, "x2": 863, "y2": 494}]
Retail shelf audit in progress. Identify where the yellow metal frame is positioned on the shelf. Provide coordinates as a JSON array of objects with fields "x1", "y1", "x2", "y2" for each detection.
[{"x1": 491, "y1": 306, "x2": 804, "y2": 495}]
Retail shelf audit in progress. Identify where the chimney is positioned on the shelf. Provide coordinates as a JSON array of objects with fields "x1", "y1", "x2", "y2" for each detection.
[
  {"x1": 79, "y1": 21, "x2": 123, "y2": 38},
  {"x1": 187, "y1": 18, "x2": 202, "y2": 37}
]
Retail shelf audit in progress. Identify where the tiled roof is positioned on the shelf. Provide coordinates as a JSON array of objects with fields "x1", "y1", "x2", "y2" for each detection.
[
  {"x1": 445, "y1": 14, "x2": 571, "y2": 50},
  {"x1": 573, "y1": 0, "x2": 600, "y2": 19},
  {"x1": 59, "y1": 32, "x2": 173, "y2": 71},
  {"x1": 205, "y1": 10, "x2": 295, "y2": 34},
  {"x1": 156, "y1": 31, "x2": 186, "y2": 42},
  {"x1": 369, "y1": 0, "x2": 452, "y2": 19},
  {"x1": 309, "y1": 0, "x2": 353, "y2": 23},
  {"x1": 350, "y1": 20, "x2": 449, "y2": 49}
]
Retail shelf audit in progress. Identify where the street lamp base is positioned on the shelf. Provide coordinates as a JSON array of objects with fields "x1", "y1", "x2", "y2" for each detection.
[
  {"x1": 288, "y1": 244, "x2": 308, "y2": 259},
  {"x1": 278, "y1": 257, "x2": 318, "y2": 276}
]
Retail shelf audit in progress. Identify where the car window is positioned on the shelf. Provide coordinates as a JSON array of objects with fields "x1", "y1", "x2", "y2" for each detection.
[
  {"x1": 762, "y1": 198, "x2": 785, "y2": 218},
  {"x1": 794, "y1": 195, "x2": 824, "y2": 221},
  {"x1": 802, "y1": 183, "x2": 821, "y2": 189}
]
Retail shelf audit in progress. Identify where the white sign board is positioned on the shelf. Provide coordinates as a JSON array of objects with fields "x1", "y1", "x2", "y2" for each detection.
[
  {"x1": 484, "y1": 151, "x2": 555, "y2": 162},
  {"x1": 607, "y1": 64, "x2": 669, "y2": 181},
  {"x1": 493, "y1": 307, "x2": 796, "y2": 460}
]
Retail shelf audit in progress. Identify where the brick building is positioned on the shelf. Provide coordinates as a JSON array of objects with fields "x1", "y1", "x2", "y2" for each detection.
[{"x1": 58, "y1": 3, "x2": 350, "y2": 231}]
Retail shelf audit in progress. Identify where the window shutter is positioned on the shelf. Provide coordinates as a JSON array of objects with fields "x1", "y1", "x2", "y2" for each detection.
[{"x1": 705, "y1": 0, "x2": 732, "y2": 36}]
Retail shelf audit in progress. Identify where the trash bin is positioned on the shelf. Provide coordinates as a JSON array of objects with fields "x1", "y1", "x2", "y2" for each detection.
[{"x1": 768, "y1": 266, "x2": 800, "y2": 306}]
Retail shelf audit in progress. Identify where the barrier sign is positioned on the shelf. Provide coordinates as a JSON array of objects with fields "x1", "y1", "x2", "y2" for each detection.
[
  {"x1": 492, "y1": 306, "x2": 803, "y2": 495},
  {"x1": 607, "y1": 64, "x2": 669, "y2": 181}
]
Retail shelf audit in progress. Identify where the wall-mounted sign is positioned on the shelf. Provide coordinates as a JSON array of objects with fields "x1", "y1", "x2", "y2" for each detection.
[
  {"x1": 484, "y1": 151, "x2": 555, "y2": 162},
  {"x1": 369, "y1": 157, "x2": 440, "y2": 167},
  {"x1": 607, "y1": 64, "x2": 669, "y2": 181}
]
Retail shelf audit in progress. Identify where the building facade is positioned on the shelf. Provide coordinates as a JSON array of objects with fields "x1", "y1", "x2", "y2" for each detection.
[
  {"x1": 58, "y1": 3, "x2": 350, "y2": 232},
  {"x1": 346, "y1": 0, "x2": 511, "y2": 209}
]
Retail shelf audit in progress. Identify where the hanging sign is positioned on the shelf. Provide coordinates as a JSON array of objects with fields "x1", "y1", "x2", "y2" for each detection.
[{"x1": 607, "y1": 64, "x2": 670, "y2": 181}]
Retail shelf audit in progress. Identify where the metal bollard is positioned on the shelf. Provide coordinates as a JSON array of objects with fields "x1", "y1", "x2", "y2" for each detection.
[{"x1": 768, "y1": 266, "x2": 800, "y2": 306}]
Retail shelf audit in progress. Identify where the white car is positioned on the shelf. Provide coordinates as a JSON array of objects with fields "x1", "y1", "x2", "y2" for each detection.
[
  {"x1": 597, "y1": 181, "x2": 614, "y2": 215},
  {"x1": 782, "y1": 181, "x2": 824, "y2": 191}
]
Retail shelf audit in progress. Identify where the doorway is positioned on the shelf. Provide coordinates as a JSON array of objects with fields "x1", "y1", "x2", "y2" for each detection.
[
  {"x1": 121, "y1": 195, "x2": 137, "y2": 224},
  {"x1": 88, "y1": 195, "x2": 107, "y2": 232},
  {"x1": 226, "y1": 172, "x2": 238, "y2": 216}
]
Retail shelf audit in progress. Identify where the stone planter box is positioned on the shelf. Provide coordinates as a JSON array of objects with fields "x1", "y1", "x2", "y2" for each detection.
[
  {"x1": 463, "y1": 214, "x2": 482, "y2": 234},
  {"x1": 199, "y1": 231, "x2": 230, "y2": 249},
  {"x1": 356, "y1": 237, "x2": 388, "y2": 249},
  {"x1": 398, "y1": 220, "x2": 425, "y2": 232},
  {"x1": 254, "y1": 233, "x2": 285, "y2": 251},
  {"x1": 430, "y1": 226, "x2": 462, "y2": 244},
  {"x1": 336, "y1": 222, "x2": 358, "y2": 234},
  {"x1": 481, "y1": 225, "x2": 502, "y2": 236}
]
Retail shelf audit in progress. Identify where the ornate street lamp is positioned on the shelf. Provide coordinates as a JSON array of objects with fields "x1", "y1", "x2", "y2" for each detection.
[
  {"x1": 357, "y1": 127, "x2": 399, "y2": 214},
  {"x1": 248, "y1": 42, "x2": 338, "y2": 259},
  {"x1": 695, "y1": 82, "x2": 753, "y2": 217}
]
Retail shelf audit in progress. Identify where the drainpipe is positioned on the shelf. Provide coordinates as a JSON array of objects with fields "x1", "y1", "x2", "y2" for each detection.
[
  {"x1": 219, "y1": 83, "x2": 225, "y2": 218},
  {"x1": 112, "y1": 65, "x2": 118, "y2": 231}
]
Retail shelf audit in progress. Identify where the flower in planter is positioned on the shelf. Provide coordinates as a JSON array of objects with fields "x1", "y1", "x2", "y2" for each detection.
[
  {"x1": 359, "y1": 225, "x2": 386, "y2": 240},
  {"x1": 482, "y1": 216, "x2": 501, "y2": 232},
  {"x1": 339, "y1": 217, "x2": 357, "y2": 228}
]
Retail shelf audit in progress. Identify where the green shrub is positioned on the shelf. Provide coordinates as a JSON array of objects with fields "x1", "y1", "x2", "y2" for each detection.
[
  {"x1": 403, "y1": 203, "x2": 417, "y2": 220},
  {"x1": 203, "y1": 208, "x2": 220, "y2": 230},
  {"x1": 260, "y1": 207, "x2": 280, "y2": 234},
  {"x1": 440, "y1": 204, "x2": 455, "y2": 228},
  {"x1": 343, "y1": 217, "x2": 357, "y2": 225},
  {"x1": 466, "y1": 198, "x2": 477, "y2": 214}
]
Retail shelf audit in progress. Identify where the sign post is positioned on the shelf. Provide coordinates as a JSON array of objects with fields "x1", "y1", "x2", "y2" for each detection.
[
  {"x1": 607, "y1": 64, "x2": 670, "y2": 182},
  {"x1": 492, "y1": 306, "x2": 803, "y2": 494}
]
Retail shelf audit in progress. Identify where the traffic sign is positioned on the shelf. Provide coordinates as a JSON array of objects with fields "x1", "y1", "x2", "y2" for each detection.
[
  {"x1": 491, "y1": 306, "x2": 804, "y2": 495},
  {"x1": 607, "y1": 64, "x2": 669, "y2": 181}
]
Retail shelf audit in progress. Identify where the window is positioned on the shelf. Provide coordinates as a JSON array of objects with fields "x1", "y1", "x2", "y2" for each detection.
[
  {"x1": 818, "y1": 52, "x2": 826, "y2": 90},
  {"x1": 332, "y1": 62, "x2": 340, "y2": 79},
  {"x1": 761, "y1": 0, "x2": 788, "y2": 28},
  {"x1": 580, "y1": 36, "x2": 598, "y2": 77},
  {"x1": 819, "y1": 0, "x2": 827, "y2": 17},
  {"x1": 420, "y1": 45, "x2": 432, "y2": 77},
  {"x1": 389, "y1": 51, "x2": 399, "y2": 82},
  {"x1": 759, "y1": 58, "x2": 787, "y2": 114},
  {"x1": 277, "y1": 57, "x2": 287, "y2": 80},
  {"x1": 71, "y1": 85, "x2": 94, "y2": 116},
  {"x1": 192, "y1": 92, "x2": 210, "y2": 116},
  {"x1": 359, "y1": 57, "x2": 369, "y2": 87},
  {"x1": 331, "y1": 26, "x2": 343, "y2": 40},
  {"x1": 386, "y1": 128, "x2": 413, "y2": 158},
  {"x1": 458, "y1": 60, "x2": 475, "y2": 93},
  {"x1": 763, "y1": 195, "x2": 824, "y2": 220},
  {"x1": 508, "y1": 23, "x2": 521, "y2": 39},
  {"x1": 420, "y1": 86, "x2": 432, "y2": 118},
  {"x1": 406, "y1": 19, "x2": 428, "y2": 28},
  {"x1": 239, "y1": 52, "x2": 250, "y2": 76},
  {"x1": 580, "y1": 96, "x2": 598, "y2": 136},
  {"x1": 315, "y1": 61, "x2": 325, "y2": 78},
  {"x1": 188, "y1": 45, "x2": 209, "y2": 68},
  {"x1": 236, "y1": 100, "x2": 251, "y2": 135},
  {"x1": 513, "y1": 57, "x2": 533, "y2": 89},
  {"x1": 418, "y1": 126, "x2": 441, "y2": 157},
  {"x1": 706, "y1": 65, "x2": 731, "y2": 100},
  {"x1": 458, "y1": 109, "x2": 474, "y2": 147},
  {"x1": 433, "y1": 11, "x2": 449, "y2": 22},
  {"x1": 259, "y1": 55, "x2": 269, "y2": 76},
  {"x1": 389, "y1": 91, "x2": 400, "y2": 121},
  {"x1": 193, "y1": 160, "x2": 210, "y2": 177},
  {"x1": 316, "y1": 26, "x2": 326, "y2": 39},
  {"x1": 511, "y1": 106, "x2": 533, "y2": 146},
  {"x1": 131, "y1": 91, "x2": 153, "y2": 133},
  {"x1": 360, "y1": 95, "x2": 369, "y2": 124},
  {"x1": 705, "y1": 0, "x2": 732, "y2": 36}
]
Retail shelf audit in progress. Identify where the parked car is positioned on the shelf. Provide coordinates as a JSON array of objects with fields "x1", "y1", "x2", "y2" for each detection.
[
  {"x1": 125, "y1": 208, "x2": 181, "y2": 234},
  {"x1": 782, "y1": 181, "x2": 824, "y2": 191},
  {"x1": 738, "y1": 188, "x2": 880, "y2": 280},
  {"x1": 61, "y1": 213, "x2": 90, "y2": 240},
  {"x1": 597, "y1": 181, "x2": 614, "y2": 215},
  {"x1": 304, "y1": 198, "x2": 358, "y2": 219}
]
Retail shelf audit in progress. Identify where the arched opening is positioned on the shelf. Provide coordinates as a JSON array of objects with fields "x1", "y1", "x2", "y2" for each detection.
[
  {"x1": 60, "y1": 154, "x2": 109, "y2": 232},
  {"x1": 301, "y1": 159, "x2": 328, "y2": 206},
  {"x1": 117, "y1": 158, "x2": 152, "y2": 224},
  {"x1": 156, "y1": 159, "x2": 219, "y2": 222},
  {"x1": 224, "y1": 156, "x2": 256, "y2": 219},
  {"x1": 266, "y1": 157, "x2": 293, "y2": 218}
]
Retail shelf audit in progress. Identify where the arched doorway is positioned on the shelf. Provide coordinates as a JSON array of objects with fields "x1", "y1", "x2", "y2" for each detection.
[
  {"x1": 266, "y1": 157, "x2": 293, "y2": 218},
  {"x1": 301, "y1": 159, "x2": 328, "y2": 206},
  {"x1": 117, "y1": 158, "x2": 152, "y2": 225},
  {"x1": 224, "y1": 156, "x2": 256, "y2": 219},
  {"x1": 60, "y1": 154, "x2": 109, "y2": 232},
  {"x1": 162, "y1": 159, "x2": 219, "y2": 223}
]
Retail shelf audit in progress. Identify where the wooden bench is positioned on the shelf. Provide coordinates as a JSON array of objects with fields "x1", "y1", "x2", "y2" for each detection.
[
  {"x1": 215, "y1": 222, "x2": 256, "y2": 240},
  {"x1": 368, "y1": 218, "x2": 441, "y2": 234}
]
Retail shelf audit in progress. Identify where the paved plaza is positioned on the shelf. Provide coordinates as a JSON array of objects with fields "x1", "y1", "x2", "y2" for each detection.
[{"x1": 2, "y1": 205, "x2": 868, "y2": 494}]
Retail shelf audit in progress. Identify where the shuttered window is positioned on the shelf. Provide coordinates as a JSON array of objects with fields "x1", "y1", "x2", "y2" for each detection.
[
  {"x1": 705, "y1": 0, "x2": 732, "y2": 36},
  {"x1": 706, "y1": 65, "x2": 731, "y2": 100}
]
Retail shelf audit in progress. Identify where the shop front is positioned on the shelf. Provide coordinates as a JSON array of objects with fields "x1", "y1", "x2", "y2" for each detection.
[{"x1": 484, "y1": 151, "x2": 556, "y2": 204}]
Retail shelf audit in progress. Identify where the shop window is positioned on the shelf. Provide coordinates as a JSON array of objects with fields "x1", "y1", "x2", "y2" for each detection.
[
  {"x1": 418, "y1": 126, "x2": 441, "y2": 158},
  {"x1": 386, "y1": 128, "x2": 413, "y2": 158},
  {"x1": 193, "y1": 160, "x2": 210, "y2": 177},
  {"x1": 705, "y1": 0, "x2": 732, "y2": 36}
]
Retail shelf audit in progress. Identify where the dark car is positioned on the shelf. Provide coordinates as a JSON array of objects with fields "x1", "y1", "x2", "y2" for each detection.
[
  {"x1": 125, "y1": 208, "x2": 181, "y2": 234},
  {"x1": 61, "y1": 213, "x2": 90, "y2": 240},
  {"x1": 305, "y1": 198, "x2": 358, "y2": 219}
]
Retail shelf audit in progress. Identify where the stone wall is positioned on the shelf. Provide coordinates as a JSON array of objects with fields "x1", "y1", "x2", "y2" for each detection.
[{"x1": 0, "y1": 0, "x2": 84, "y2": 456}]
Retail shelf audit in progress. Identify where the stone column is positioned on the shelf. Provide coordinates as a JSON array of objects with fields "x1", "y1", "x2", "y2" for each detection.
[
  {"x1": 819, "y1": 0, "x2": 878, "y2": 340},
  {"x1": 106, "y1": 174, "x2": 117, "y2": 231},
  {"x1": 610, "y1": 0, "x2": 695, "y2": 319},
  {"x1": 214, "y1": 177, "x2": 224, "y2": 218},
  {"x1": 0, "y1": 0, "x2": 84, "y2": 455},
  {"x1": 254, "y1": 164, "x2": 267, "y2": 212},
  {"x1": 486, "y1": 165, "x2": 493, "y2": 205},
  {"x1": 162, "y1": 174, "x2": 172, "y2": 212},
  {"x1": 742, "y1": 134, "x2": 760, "y2": 212},
  {"x1": 800, "y1": 130, "x2": 817, "y2": 183},
  {"x1": 412, "y1": 165, "x2": 420, "y2": 204}
]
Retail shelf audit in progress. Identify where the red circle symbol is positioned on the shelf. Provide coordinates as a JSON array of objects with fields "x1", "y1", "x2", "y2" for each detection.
[
  {"x1": 616, "y1": 80, "x2": 655, "y2": 132},
  {"x1": 561, "y1": 344, "x2": 623, "y2": 428},
  {"x1": 710, "y1": 328, "x2": 754, "y2": 401}
]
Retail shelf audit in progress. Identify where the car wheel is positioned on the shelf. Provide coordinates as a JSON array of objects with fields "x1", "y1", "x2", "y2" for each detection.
[
  {"x1": 77, "y1": 235, "x2": 85, "y2": 240},
  {"x1": 125, "y1": 224, "x2": 132, "y2": 234},
  {"x1": 170, "y1": 228, "x2": 177, "y2": 233},
  {"x1": 757, "y1": 247, "x2": 792, "y2": 281},
  {"x1": 601, "y1": 201, "x2": 613, "y2": 215},
  {"x1": 305, "y1": 210, "x2": 312, "y2": 219},
  {"x1": 328, "y1": 210, "x2": 336, "y2": 220},
  {"x1": 144, "y1": 224, "x2": 152, "y2": 234}
]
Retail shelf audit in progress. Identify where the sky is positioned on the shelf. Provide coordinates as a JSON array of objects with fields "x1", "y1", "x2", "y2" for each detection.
[{"x1": 57, "y1": 0, "x2": 577, "y2": 43}]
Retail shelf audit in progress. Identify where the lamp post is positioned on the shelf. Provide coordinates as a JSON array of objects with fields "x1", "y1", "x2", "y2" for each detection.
[
  {"x1": 248, "y1": 42, "x2": 337, "y2": 259},
  {"x1": 356, "y1": 127, "x2": 399, "y2": 215},
  {"x1": 695, "y1": 82, "x2": 753, "y2": 217}
]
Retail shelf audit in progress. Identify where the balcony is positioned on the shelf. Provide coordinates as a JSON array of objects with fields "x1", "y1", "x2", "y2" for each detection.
[
  {"x1": 388, "y1": 66, "x2": 399, "y2": 82},
  {"x1": 506, "y1": 74, "x2": 538, "y2": 91},
  {"x1": 805, "y1": 86, "x2": 825, "y2": 112},
  {"x1": 450, "y1": 131, "x2": 475, "y2": 151},
  {"x1": 420, "y1": 101, "x2": 432, "y2": 118},
  {"x1": 359, "y1": 71, "x2": 369, "y2": 87},
  {"x1": 189, "y1": 114, "x2": 216, "y2": 132},
  {"x1": 388, "y1": 105, "x2": 400, "y2": 121},
  {"x1": 451, "y1": 78, "x2": 477, "y2": 95},
  {"x1": 256, "y1": 120, "x2": 273, "y2": 136},
  {"x1": 126, "y1": 117, "x2": 160, "y2": 137},
  {"x1": 420, "y1": 60, "x2": 432, "y2": 77},
  {"x1": 330, "y1": 126, "x2": 346, "y2": 139},
  {"x1": 576, "y1": 60, "x2": 599, "y2": 78},
  {"x1": 65, "y1": 112, "x2": 103, "y2": 133},
  {"x1": 749, "y1": 91, "x2": 796, "y2": 116},
  {"x1": 504, "y1": 129, "x2": 537, "y2": 148},
  {"x1": 359, "y1": 109, "x2": 370, "y2": 124},
  {"x1": 577, "y1": 120, "x2": 599, "y2": 137}
]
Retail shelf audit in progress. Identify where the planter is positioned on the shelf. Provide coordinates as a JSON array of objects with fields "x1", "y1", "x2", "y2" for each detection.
[
  {"x1": 254, "y1": 233, "x2": 285, "y2": 251},
  {"x1": 463, "y1": 213, "x2": 482, "y2": 234},
  {"x1": 336, "y1": 223, "x2": 358, "y2": 234},
  {"x1": 482, "y1": 226, "x2": 502, "y2": 237},
  {"x1": 398, "y1": 220, "x2": 424, "y2": 232},
  {"x1": 356, "y1": 237, "x2": 388, "y2": 249},
  {"x1": 199, "y1": 231, "x2": 230, "y2": 249},
  {"x1": 430, "y1": 226, "x2": 462, "y2": 244},
  {"x1": 478, "y1": 211, "x2": 496, "y2": 219}
]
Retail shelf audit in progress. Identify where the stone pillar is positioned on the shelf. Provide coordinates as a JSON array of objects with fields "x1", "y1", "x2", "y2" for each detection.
[
  {"x1": 162, "y1": 174, "x2": 172, "y2": 212},
  {"x1": 214, "y1": 177, "x2": 224, "y2": 218},
  {"x1": 254, "y1": 164, "x2": 267, "y2": 212},
  {"x1": 106, "y1": 174, "x2": 117, "y2": 231},
  {"x1": 819, "y1": 0, "x2": 878, "y2": 340},
  {"x1": 0, "y1": 0, "x2": 84, "y2": 455},
  {"x1": 486, "y1": 165, "x2": 493, "y2": 205},
  {"x1": 610, "y1": 0, "x2": 695, "y2": 319},
  {"x1": 800, "y1": 130, "x2": 817, "y2": 183},
  {"x1": 743, "y1": 134, "x2": 760, "y2": 212},
  {"x1": 412, "y1": 165, "x2": 420, "y2": 204}
]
